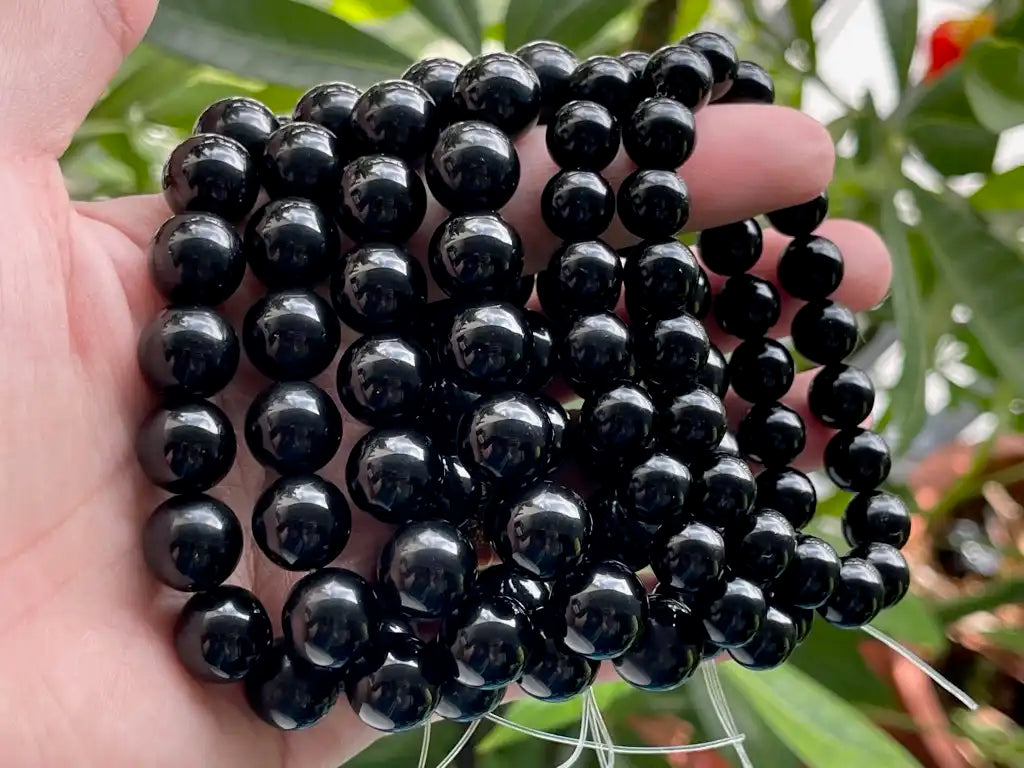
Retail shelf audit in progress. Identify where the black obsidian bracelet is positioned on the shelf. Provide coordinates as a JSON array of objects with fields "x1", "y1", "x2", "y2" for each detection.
[{"x1": 135, "y1": 31, "x2": 911, "y2": 737}]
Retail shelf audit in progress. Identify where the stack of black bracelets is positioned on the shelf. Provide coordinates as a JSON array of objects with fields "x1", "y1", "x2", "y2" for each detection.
[{"x1": 136, "y1": 31, "x2": 914, "y2": 734}]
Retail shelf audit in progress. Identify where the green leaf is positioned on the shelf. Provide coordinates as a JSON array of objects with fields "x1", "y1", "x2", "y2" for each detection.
[
  {"x1": 790, "y1": 620, "x2": 897, "y2": 709},
  {"x1": 971, "y1": 165, "x2": 1024, "y2": 210},
  {"x1": 329, "y1": 0, "x2": 409, "y2": 22},
  {"x1": 146, "y1": 0, "x2": 412, "y2": 89},
  {"x1": 879, "y1": 0, "x2": 918, "y2": 93},
  {"x1": 980, "y1": 628, "x2": 1024, "y2": 653},
  {"x1": 913, "y1": 189, "x2": 1024, "y2": 395},
  {"x1": 407, "y1": 0, "x2": 481, "y2": 54},
  {"x1": 672, "y1": 0, "x2": 712, "y2": 39},
  {"x1": 721, "y1": 664, "x2": 920, "y2": 768},
  {"x1": 872, "y1": 594, "x2": 947, "y2": 655},
  {"x1": 787, "y1": 0, "x2": 817, "y2": 67},
  {"x1": 503, "y1": 0, "x2": 634, "y2": 52},
  {"x1": 964, "y1": 38, "x2": 1024, "y2": 132},
  {"x1": 907, "y1": 118, "x2": 998, "y2": 175},
  {"x1": 503, "y1": 0, "x2": 546, "y2": 51}
]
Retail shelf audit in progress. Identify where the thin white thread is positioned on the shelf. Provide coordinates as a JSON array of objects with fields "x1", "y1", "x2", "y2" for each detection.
[
  {"x1": 417, "y1": 720, "x2": 432, "y2": 768},
  {"x1": 702, "y1": 663, "x2": 754, "y2": 768},
  {"x1": 433, "y1": 719, "x2": 481, "y2": 768},
  {"x1": 554, "y1": 699, "x2": 591, "y2": 768},
  {"x1": 861, "y1": 624, "x2": 979, "y2": 711},
  {"x1": 584, "y1": 689, "x2": 616, "y2": 768}
]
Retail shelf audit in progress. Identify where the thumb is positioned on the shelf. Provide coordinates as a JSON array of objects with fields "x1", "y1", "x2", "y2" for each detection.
[{"x1": 1, "y1": 0, "x2": 158, "y2": 157}]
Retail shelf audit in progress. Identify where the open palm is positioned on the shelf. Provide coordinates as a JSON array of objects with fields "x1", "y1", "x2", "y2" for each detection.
[{"x1": 0, "y1": 2, "x2": 894, "y2": 767}]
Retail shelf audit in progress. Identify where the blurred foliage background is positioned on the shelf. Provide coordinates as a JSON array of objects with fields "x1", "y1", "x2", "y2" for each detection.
[{"x1": 63, "y1": 0, "x2": 1024, "y2": 765}]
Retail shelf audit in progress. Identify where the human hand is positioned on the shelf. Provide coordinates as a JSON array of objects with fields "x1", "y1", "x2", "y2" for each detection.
[{"x1": 0, "y1": 2, "x2": 893, "y2": 766}]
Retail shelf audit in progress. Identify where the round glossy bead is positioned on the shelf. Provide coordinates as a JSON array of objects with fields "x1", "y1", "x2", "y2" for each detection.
[
  {"x1": 537, "y1": 240, "x2": 622, "y2": 319},
  {"x1": 461, "y1": 388, "x2": 557, "y2": 485},
  {"x1": 569, "y1": 55, "x2": 638, "y2": 118},
  {"x1": 778, "y1": 235, "x2": 844, "y2": 300},
  {"x1": 244, "y1": 197, "x2": 341, "y2": 288},
  {"x1": 643, "y1": 44, "x2": 714, "y2": 111},
  {"x1": 402, "y1": 57, "x2": 461, "y2": 124},
  {"x1": 452, "y1": 52, "x2": 542, "y2": 138},
  {"x1": 137, "y1": 400, "x2": 236, "y2": 493},
  {"x1": 378, "y1": 520, "x2": 476, "y2": 619},
  {"x1": 418, "y1": 378, "x2": 480, "y2": 452},
  {"x1": 693, "y1": 455, "x2": 757, "y2": 527},
  {"x1": 426, "y1": 121, "x2": 520, "y2": 213},
  {"x1": 242, "y1": 290, "x2": 339, "y2": 381},
  {"x1": 350, "y1": 80, "x2": 438, "y2": 162},
  {"x1": 787, "y1": 606, "x2": 814, "y2": 644},
  {"x1": 623, "y1": 239, "x2": 699, "y2": 320},
  {"x1": 717, "y1": 431, "x2": 741, "y2": 458},
  {"x1": 346, "y1": 429, "x2": 442, "y2": 525},
  {"x1": 246, "y1": 640, "x2": 341, "y2": 730},
  {"x1": 701, "y1": 578, "x2": 766, "y2": 647},
  {"x1": 728, "y1": 338, "x2": 795, "y2": 404},
  {"x1": 175, "y1": 586, "x2": 272, "y2": 682},
  {"x1": 714, "y1": 275, "x2": 780, "y2": 339},
  {"x1": 843, "y1": 491, "x2": 910, "y2": 549},
  {"x1": 546, "y1": 100, "x2": 620, "y2": 171},
  {"x1": 619, "y1": 50, "x2": 651, "y2": 81},
  {"x1": 252, "y1": 475, "x2": 351, "y2": 571},
  {"x1": 194, "y1": 97, "x2": 278, "y2": 157},
  {"x1": 541, "y1": 169, "x2": 615, "y2": 240},
  {"x1": 755, "y1": 468, "x2": 816, "y2": 529},
  {"x1": 622, "y1": 453, "x2": 691, "y2": 526},
  {"x1": 338, "y1": 154, "x2": 426, "y2": 243},
  {"x1": 338, "y1": 334, "x2": 431, "y2": 426},
  {"x1": 581, "y1": 384, "x2": 656, "y2": 470},
  {"x1": 293, "y1": 82, "x2": 361, "y2": 155},
  {"x1": 776, "y1": 535, "x2": 841, "y2": 609},
  {"x1": 437, "y1": 454, "x2": 486, "y2": 525},
  {"x1": 525, "y1": 314, "x2": 558, "y2": 391},
  {"x1": 688, "y1": 266, "x2": 711, "y2": 319},
  {"x1": 162, "y1": 134, "x2": 258, "y2": 221},
  {"x1": 613, "y1": 595, "x2": 702, "y2": 690},
  {"x1": 792, "y1": 300, "x2": 858, "y2": 365},
  {"x1": 491, "y1": 481, "x2": 589, "y2": 578},
  {"x1": 138, "y1": 307, "x2": 239, "y2": 397},
  {"x1": 442, "y1": 596, "x2": 533, "y2": 688},
  {"x1": 659, "y1": 385, "x2": 727, "y2": 458},
  {"x1": 429, "y1": 212, "x2": 524, "y2": 298},
  {"x1": 330, "y1": 243, "x2": 427, "y2": 332},
  {"x1": 476, "y1": 565, "x2": 552, "y2": 612},
  {"x1": 437, "y1": 680, "x2": 506, "y2": 722},
  {"x1": 638, "y1": 312, "x2": 710, "y2": 386},
  {"x1": 737, "y1": 402, "x2": 806, "y2": 468},
  {"x1": 520, "y1": 636, "x2": 599, "y2": 701},
  {"x1": 560, "y1": 313, "x2": 635, "y2": 397},
  {"x1": 588, "y1": 492, "x2": 656, "y2": 571},
  {"x1": 819, "y1": 557, "x2": 885, "y2": 628},
  {"x1": 283, "y1": 568, "x2": 379, "y2": 669},
  {"x1": 684, "y1": 32, "x2": 738, "y2": 101},
  {"x1": 512, "y1": 273, "x2": 536, "y2": 306},
  {"x1": 441, "y1": 302, "x2": 531, "y2": 391},
  {"x1": 651, "y1": 521, "x2": 726, "y2": 593},
  {"x1": 515, "y1": 41, "x2": 579, "y2": 123},
  {"x1": 536, "y1": 395, "x2": 569, "y2": 470},
  {"x1": 715, "y1": 61, "x2": 774, "y2": 104},
  {"x1": 698, "y1": 344, "x2": 730, "y2": 400},
  {"x1": 617, "y1": 169, "x2": 690, "y2": 239},
  {"x1": 143, "y1": 495, "x2": 242, "y2": 591},
  {"x1": 730, "y1": 510, "x2": 796, "y2": 585},
  {"x1": 852, "y1": 543, "x2": 909, "y2": 608},
  {"x1": 825, "y1": 429, "x2": 891, "y2": 492},
  {"x1": 809, "y1": 364, "x2": 874, "y2": 428},
  {"x1": 767, "y1": 192, "x2": 829, "y2": 237},
  {"x1": 148, "y1": 213, "x2": 245, "y2": 305},
  {"x1": 623, "y1": 97, "x2": 696, "y2": 170},
  {"x1": 728, "y1": 606, "x2": 796, "y2": 670},
  {"x1": 244, "y1": 381, "x2": 342, "y2": 474},
  {"x1": 262, "y1": 122, "x2": 340, "y2": 204},
  {"x1": 698, "y1": 219, "x2": 762, "y2": 276}
]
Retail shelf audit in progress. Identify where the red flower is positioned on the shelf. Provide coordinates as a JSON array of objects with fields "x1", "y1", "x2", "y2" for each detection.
[{"x1": 925, "y1": 13, "x2": 995, "y2": 81}]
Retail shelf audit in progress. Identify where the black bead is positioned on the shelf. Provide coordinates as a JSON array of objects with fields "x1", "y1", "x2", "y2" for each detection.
[
  {"x1": 643, "y1": 44, "x2": 714, "y2": 111},
  {"x1": 426, "y1": 121, "x2": 521, "y2": 213},
  {"x1": 786, "y1": 605, "x2": 814, "y2": 644},
  {"x1": 246, "y1": 639, "x2": 341, "y2": 730},
  {"x1": 775, "y1": 535, "x2": 841, "y2": 609},
  {"x1": 546, "y1": 100, "x2": 620, "y2": 171},
  {"x1": 651, "y1": 521, "x2": 727, "y2": 593},
  {"x1": 684, "y1": 32, "x2": 738, "y2": 101},
  {"x1": 560, "y1": 313, "x2": 635, "y2": 397},
  {"x1": 293, "y1": 81, "x2": 361, "y2": 156},
  {"x1": 622, "y1": 453, "x2": 691, "y2": 526},
  {"x1": 825, "y1": 428, "x2": 891, "y2": 492},
  {"x1": 460, "y1": 392, "x2": 551, "y2": 488},
  {"x1": 338, "y1": 154, "x2": 426, "y2": 243},
  {"x1": 441, "y1": 301, "x2": 531, "y2": 391},
  {"x1": 623, "y1": 239, "x2": 699, "y2": 320},
  {"x1": 698, "y1": 219, "x2": 762, "y2": 276},
  {"x1": 283, "y1": 568, "x2": 379, "y2": 668},
  {"x1": 525, "y1": 314, "x2": 558, "y2": 391},
  {"x1": 244, "y1": 381, "x2": 342, "y2": 474},
  {"x1": 138, "y1": 307, "x2": 239, "y2": 397},
  {"x1": 714, "y1": 275, "x2": 780, "y2": 339},
  {"x1": 437, "y1": 679, "x2": 506, "y2": 722},
  {"x1": 330, "y1": 242, "x2": 427, "y2": 332},
  {"x1": 767, "y1": 192, "x2": 829, "y2": 237},
  {"x1": 515, "y1": 41, "x2": 579, "y2": 123},
  {"x1": 792, "y1": 300, "x2": 858, "y2": 365},
  {"x1": 715, "y1": 61, "x2": 774, "y2": 104},
  {"x1": 569, "y1": 55, "x2": 638, "y2": 119},
  {"x1": 701, "y1": 577, "x2": 766, "y2": 647},
  {"x1": 541, "y1": 169, "x2": 615, "y2": 240},
  {"x1": 175, "y1": 586, "x2": 272, "y2": 682},
  {"x1": 688, "y1": 266, "x2": 712, "y2": 319},
  {"x1": 453, "y1": 52, "x2": 541, "y2": 137},
  {"x1": 693, "y1": 454, "x2": 757, "y2": 527},
  {"x1": 378, "y1": 519, "x2": 476, "y2": 619},
  {"x1": 580, "y1": 383, "x2": 656, "y2": 470},
  {"x1": 148, "y1": 213, "x2": 245, "y2": 305},
  {"x1": 346, "y1": 428, "x2": 442, "y2": 525},
  {"x1": 729, "y1": 510, "x2": 796, "y2": 585},
  {"x1": 437, "y1": 454, "x2": 486, "y2": 526},
  {"x1": 619, "y1": 50, "x2": 651, "y2": 82},
  {"x1": 520, "y1": 636, "x2": 599, "y2": 701},
  {"x1": 809, "y1": 364, "x2": 875, "y2": 428},
  {"x1": 728, "y1": 338, "x2": 795, "y2": 403},
  {"x1": 637, "y1": 312, "x2": 710, "y2": 387},
  {"x1": 537, "y1": 239, "x2": 622, "y2": 319},
  {"x1": 162, "y1": 134, "x2": 259, "y2": 221},
  {"x1": 617, "y1": 168, "x2": 690, "y2": 239},
  {"x1": 737, "y1": 402, "x2": 806, "y2": 468},
  {"x1": 549, "y1": 560, "x2": 648, "y2": 660},
  {"x1": 195, "y1": 96, "x2": 278, "y2": 158},
  {"x1": 244, "y1": 198, "x2": 341, "y2": 289},
  {"x1": 698, "y1": 344, "x2": 730, "y2": 400},
  {"x1": 252, "y1": 475, "x2": 351, "y2": 571},
  {"x1": 512, "y1": 273, "x2": 537, "y2": 306},
  {"x1": 659, "y1": 385, "x2": 727, "y2": 458},
  {"x1": 491, "y1": 481, "x2": 589, "y2": 579},
  {"x1": 755, "y1": 467, "x2": 817, "y2": 529},
  {"x1": 137, "y1": 400, "x2": 236, "y2": 493},
  {"x1": 418, "y1": 378, "x2": 481, "y2": 452},
  {"x1": 242, "y1": 290, "x2": 340, "y2": 381},
  {"x1": 350, "y1": 79, "x2": 438, "y2": 162},
  {"x1": 728, "y1": 605, "x2": 797, "y2": 670},
  {"x1": 587, "y1": 491, "x2": 656, "y2": 571},
  {"x1": 143, "y1": 494, "x2": 242, "y2": 591},
  {"x1": 442, "y1": 596, "x2": 533, "y2": 688},
  {"x1": 623, "y1": 97, "x2": 697, "y2": 170},
  {"x1": 402, "y1": 58, "x2": 461, "y2": 125},
  {"x1": 613, "y1": 595, "x2": 702, "y2": 690},
  {"x1": 717, "y1": 431, "x2": 741, "y2": 458},
  {"x1": 536, "y1": 394, "x2": 569, "y2": 470},
  {"x1": 843, "y1": 491, "x2": 911, "y2": 549},
  {"x1": 476, "y1": 564, "x2": 552, "y2": 612},
  {"x1": 338, "y1": 334, "x2": 431, "y2": 427},
  {"x1": 777, "y1": 235, "x2": 844, "y2": 300},
  {"x1": 852, "y1": 543, "x2": 909, "y2": 608},
  {"x1": 819, "y1": 557, "x2": 885, "y2": 628},
  {"x1": 429, "y1": 212, "x2": 524, "y2": 298},
  {"x1": 262, "y1": 122, "x2": 340, "y2": 204}
]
